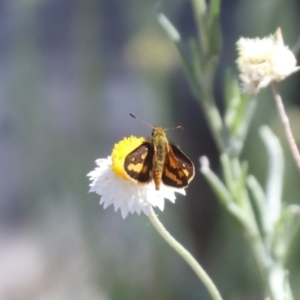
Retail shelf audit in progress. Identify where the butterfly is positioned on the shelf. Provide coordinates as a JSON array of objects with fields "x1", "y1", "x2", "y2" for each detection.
[{"x1": 124, "y1": 114, "x2": 195, "y2": 190}]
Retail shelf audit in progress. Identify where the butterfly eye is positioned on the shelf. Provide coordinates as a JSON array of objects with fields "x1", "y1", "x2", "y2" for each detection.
[{"x1": 151, "y1": 130, "x2": 155, "y2": 136}]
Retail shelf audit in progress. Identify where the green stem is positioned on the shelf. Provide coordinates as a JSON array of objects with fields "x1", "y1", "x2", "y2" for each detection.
[
  {"x1": 148, "y1": 207, "x2": 223, "y2": 300},
  {"x1": 245, "y1": 205, "x2": 288, "y2": 300},
  {"x1": 246, "y1": 228, "x2": 276, "y2": 300}
]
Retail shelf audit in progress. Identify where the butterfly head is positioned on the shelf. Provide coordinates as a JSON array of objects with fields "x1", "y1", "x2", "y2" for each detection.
[{"x1": 151, "y1": 127, "x2": 166, "y2": 137}]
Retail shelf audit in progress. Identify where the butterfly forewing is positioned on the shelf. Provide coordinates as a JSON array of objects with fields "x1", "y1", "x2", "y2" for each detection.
[
  {"x1": 162, "y1": 145, "x2": 195, "y2": 188},
  {"x1": 124, "y1": 142, "x2": 153, "y2": 183}
]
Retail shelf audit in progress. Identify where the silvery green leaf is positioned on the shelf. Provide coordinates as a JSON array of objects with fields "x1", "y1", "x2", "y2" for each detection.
[{"x1": 273, "y1": 204, "x2": 300, "y2": 263}]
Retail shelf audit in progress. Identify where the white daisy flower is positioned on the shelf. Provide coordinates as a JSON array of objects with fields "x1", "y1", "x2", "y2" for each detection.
[
  {"x1": 236, "y1": 28, "x2": 300, "y2": 94},
  {"x1": 87, "y1": 136, "x2": 186, "y2": 219}
]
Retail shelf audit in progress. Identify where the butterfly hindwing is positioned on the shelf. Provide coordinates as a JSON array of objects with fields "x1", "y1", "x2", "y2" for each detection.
[
  {"x1": 124, "y1": 142, "x2": 153, "y2": 183},
  {"x1": 162, "y1": 144, "x2": 195, "y2": 188}
]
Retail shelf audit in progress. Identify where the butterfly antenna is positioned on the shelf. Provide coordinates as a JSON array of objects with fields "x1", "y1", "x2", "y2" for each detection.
[
  {"x1": 129, "y1": 113, "x2": 155, "y2": 129},
  {"x1": 130, "y1": 113, "x2": 183, "y2": 131},
  {"x1": 165, "y1": 125, "x2": 183, "y2": 131}
]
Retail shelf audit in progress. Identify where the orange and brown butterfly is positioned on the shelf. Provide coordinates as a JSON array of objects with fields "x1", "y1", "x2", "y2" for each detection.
[{"x1": 124, "y1": 114, "x2": 195, "y2": 190}]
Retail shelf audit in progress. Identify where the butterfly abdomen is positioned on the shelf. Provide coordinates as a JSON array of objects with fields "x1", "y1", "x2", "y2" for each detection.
[{"x1": 152, "y1": 133, "x2": 168, "y2": 190}]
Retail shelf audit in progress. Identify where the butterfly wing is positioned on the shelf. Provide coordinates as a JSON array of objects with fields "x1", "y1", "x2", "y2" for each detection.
[
  {"x1": 162, "y1": 144, "x2": 195, "y2": 188},
  {"x1": 124, "y1": 142, "x2": 153, "y2": 184}
]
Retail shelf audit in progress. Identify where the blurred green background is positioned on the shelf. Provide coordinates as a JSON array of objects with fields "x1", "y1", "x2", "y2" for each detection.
[{"x1": 1, "y1": 0, "x2": 300, "y2": 299}]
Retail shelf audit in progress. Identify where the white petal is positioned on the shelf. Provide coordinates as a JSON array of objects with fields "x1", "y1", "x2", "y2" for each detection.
[
  {"x1": 102, "y1": 195, "x2": 113, "y2": 209},
  {"x1": 120, "y1": 207, "x2": 130, "y2": 219},
  {"x1": 156, "y1": 197, "x2": 165, "y2": 211}
]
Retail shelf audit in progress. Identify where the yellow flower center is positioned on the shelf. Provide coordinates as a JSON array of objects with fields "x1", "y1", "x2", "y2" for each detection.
[{"x1": 111, "y1": 136, "x2": 146, "y2": 180}]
